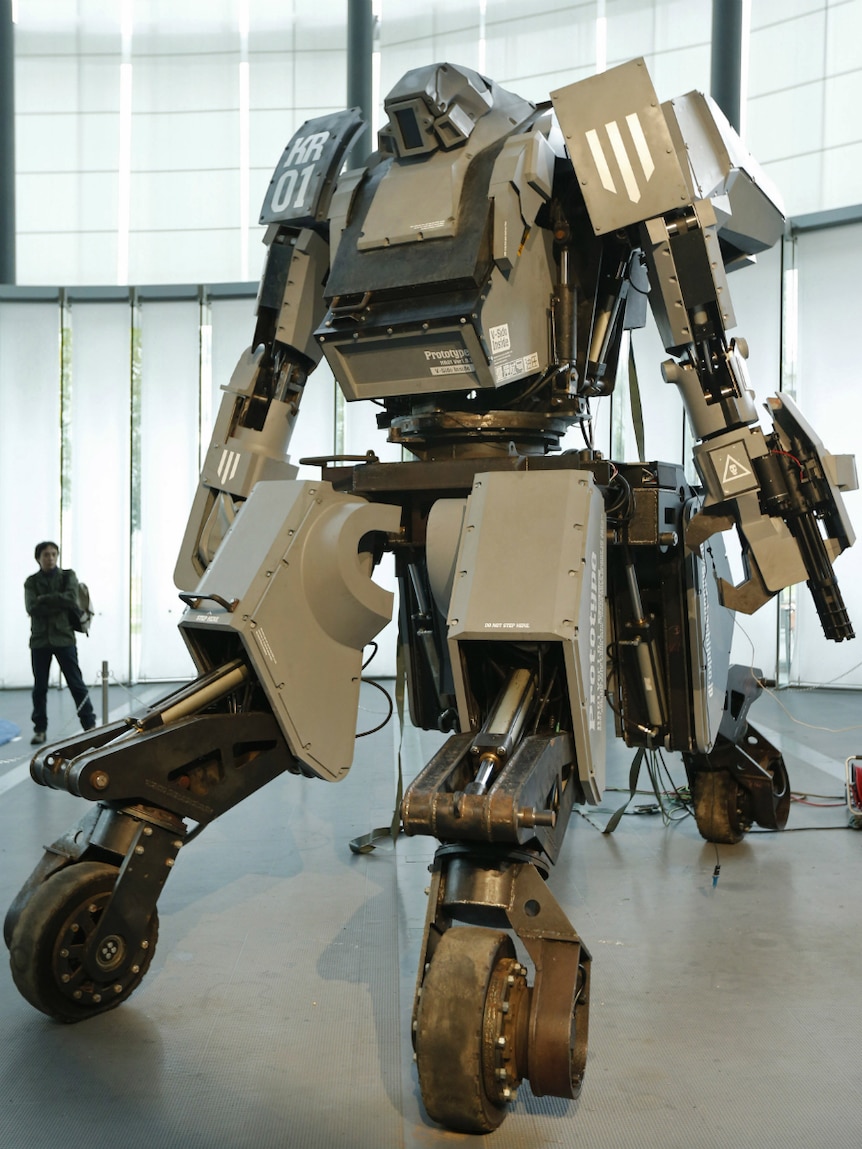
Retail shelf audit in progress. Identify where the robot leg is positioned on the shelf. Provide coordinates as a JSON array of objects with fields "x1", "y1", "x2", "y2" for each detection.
[
  {"x1": 6, "y1": 479, "x2": 398, "y2": 1022},
  {"x1": 411, "y1": 844, "x2": 590, "y2": 1133},
  {"x1": 4, "y1": 666, "x2": 295, "y2": 1021},
  {"x1": 400, "y1": 469, "x2": 604, "y2": 1132}
]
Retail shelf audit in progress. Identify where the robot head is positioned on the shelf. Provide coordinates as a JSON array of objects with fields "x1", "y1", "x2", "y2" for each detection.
[{"x1": 379, "y1": 63, "x2": 494, "y2": 158}]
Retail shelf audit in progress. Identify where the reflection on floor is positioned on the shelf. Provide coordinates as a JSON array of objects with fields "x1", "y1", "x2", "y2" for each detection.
[{"x1": 0, "y1": 679, "x2": 860, "y2": 1149}]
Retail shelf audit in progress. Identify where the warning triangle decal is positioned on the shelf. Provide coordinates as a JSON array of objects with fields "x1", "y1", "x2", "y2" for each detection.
[{"x1": 722, "y1": 453, "x2": 752, "y2": 484}]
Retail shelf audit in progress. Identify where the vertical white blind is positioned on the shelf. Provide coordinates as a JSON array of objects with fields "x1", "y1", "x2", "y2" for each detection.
[
  {"x1": 64, "y1": 300, "x2": 132, "y2": 689},
  {"x1": 137, "y1": 297, "x2": 201, "y2": 681},
  {"x1": 791, "y1": 223, "x2": 862, "y2": 686},
  {"x1": 0, "y1": 299, "x2": 62, "y2": 688}
]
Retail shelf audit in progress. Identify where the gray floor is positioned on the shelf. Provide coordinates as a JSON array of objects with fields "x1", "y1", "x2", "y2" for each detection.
[{"x1": 0, "y1": 678, "x2": 860, "y2": 1148}]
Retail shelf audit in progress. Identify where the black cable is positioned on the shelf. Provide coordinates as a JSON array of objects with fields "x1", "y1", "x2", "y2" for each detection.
[{"x1": 356, "y1": 678, "x2": 394, "y2": 738}]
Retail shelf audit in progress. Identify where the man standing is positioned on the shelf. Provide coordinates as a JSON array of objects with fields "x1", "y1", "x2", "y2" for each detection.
[{"x1": 24, "y1": 541, "x2": 96, "y2": 744}]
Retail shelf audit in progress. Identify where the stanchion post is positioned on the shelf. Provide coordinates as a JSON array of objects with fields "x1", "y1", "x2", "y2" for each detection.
[{"x1": 101, "y1": 660, "x2": 109, "y2": 726}]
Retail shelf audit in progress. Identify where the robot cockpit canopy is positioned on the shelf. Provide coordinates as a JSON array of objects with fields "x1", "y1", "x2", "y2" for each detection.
[{"x1": 379, "y1": 62, "x2": 494, "y2": 158}]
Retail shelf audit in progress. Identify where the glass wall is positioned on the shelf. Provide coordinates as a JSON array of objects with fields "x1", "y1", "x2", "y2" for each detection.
[
  {"x1": 13, "y1": 0, "x2": 349, "y2": 287},
  {"x1": 13, "y1": 2, "x2": 862, "y2": 286},
  {"x1": 748, "y1": 1, "x2": 862, "y2": 217},
  {"x1": 788, "y1": 220, "x2": 862, "y2": 687}
]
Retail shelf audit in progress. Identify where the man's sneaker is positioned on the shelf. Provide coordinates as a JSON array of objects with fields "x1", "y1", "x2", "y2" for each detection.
[{"x1": 30, "y1": 731, "x2": 46, "y2": 745}]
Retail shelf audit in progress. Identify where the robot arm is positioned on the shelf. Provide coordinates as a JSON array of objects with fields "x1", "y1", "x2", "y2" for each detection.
[
  {"x1": 552, "y1": 59, "x2": 856, "y2": 642},
  {"x1": 174, "y1": 110, "x2": 365, "y2": 589},
  {"x1": 651, "y1": 99, "x2": 857, "y2": 642}
]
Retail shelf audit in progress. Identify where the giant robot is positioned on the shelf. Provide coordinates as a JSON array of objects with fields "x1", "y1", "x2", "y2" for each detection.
[{"x1": 5, "y1": 59, "x2": 857, "y2": 1133}]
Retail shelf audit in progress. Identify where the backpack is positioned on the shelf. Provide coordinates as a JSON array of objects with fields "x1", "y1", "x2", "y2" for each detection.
[{"x1": 64, "y1": 572, "x2": 94, "y2": 636}]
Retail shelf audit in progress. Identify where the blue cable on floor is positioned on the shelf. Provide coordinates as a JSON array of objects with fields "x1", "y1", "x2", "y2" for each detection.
[{"x1": 0, "y1": 719, "x2": 21, "y2": 746}]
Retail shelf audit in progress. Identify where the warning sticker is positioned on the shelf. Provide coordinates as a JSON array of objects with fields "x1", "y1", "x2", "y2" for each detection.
[
  {"x1": 709, "y1": 444, "x2": 758, "y2": 496},
  {"x1": 494, "y1": 352, "x2": 540, "y2": 383},
  {"x1": 722, "y1": 453, "x2": 752, "y2": 484}
]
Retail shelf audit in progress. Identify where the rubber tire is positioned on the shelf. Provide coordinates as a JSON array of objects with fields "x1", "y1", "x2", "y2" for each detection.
[
  {"x1": 8, "y1": 861, "x2": 158, "y2": 1023},
  {"x1": 691, "y1": 770, "x2": 746, "y2": 844},
  {"x1": 415, "y1": 927, "x2": 515, "y2": 1134}
]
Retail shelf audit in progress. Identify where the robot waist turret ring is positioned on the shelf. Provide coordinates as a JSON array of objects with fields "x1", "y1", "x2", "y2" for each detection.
[{"x1": 5, "y1": 57, "x2": 856, "y2": 1134}]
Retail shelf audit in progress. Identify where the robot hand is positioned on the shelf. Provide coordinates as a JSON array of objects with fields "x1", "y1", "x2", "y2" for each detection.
[{"x1": 684, "y1": 385, "x2": 857, "y2": 641}]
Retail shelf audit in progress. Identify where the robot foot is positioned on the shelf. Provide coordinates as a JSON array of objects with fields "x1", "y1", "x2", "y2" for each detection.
[
  {"x1": 412, "y1": 847, "x2": 590, "y2": 1133},
  {"x1": 686, "y1": 724, "x2": 791, "y2": 845},
  {"x1": 8, "y1": 860, "x2": 160, "y2": 1022},
  {"x1": 5, "y1": 805, "x2": 184, "y2": 1022}
]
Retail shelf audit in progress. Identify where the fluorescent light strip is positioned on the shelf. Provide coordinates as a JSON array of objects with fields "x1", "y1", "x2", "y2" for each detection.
[
  {"x1": 117, "y1": 61, "x2": 133, "y2": 285},
  {"x1": 239, "y1": 61, "x2": 250, "y2": 281},
  {"x1": 478, "y1": 0, "x2": 487, "y2": 74},
  {"x1": 596, "y1": 0, "x2": 606, "y2": 74},
  {"x1": 117, "y1": 0, "x2": 134, "y2": 285}
]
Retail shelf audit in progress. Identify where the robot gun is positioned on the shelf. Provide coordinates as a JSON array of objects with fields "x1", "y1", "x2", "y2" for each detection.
[
  {"x1": 685, "y1": 389, "x2": 856, "y2": 645},
  {"x1": 755, "y1": 394, "x2": 855, "y2": 642}
]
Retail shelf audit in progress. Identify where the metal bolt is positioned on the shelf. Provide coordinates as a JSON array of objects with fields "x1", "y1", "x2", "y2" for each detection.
[
  {"x1": 88, "y1": 904, "x2": 98, "y2": 914},
  {"x1": 92, "y1": 994, "x2": 102, "y2": 1003},
  {"x1": 73, "y1": 991, "x2": 82, "y2": 999},
  {"x1": 142, "y1": 826, "x2": 153, "y2": 837},
  {"x1": 131, "y1": 964, "x2": 140, "y2": 974},
  {"x1": 91, "y1": 771, "x2": 110, "y2": 791},
  {"x1": 496, "y1": 1068, "x2": 508, "y2": 1080},
  {"x1": 507, "y1": 974, "x2": 516, "y2": 985},
  {"x1": 166, "y1": 858, "x2": 174, "y2": 867},
  {"x1": 502, "y1": 1087, "x2": 512, "y2": 1100},
  {"x1": 60, "y1": 948, "x2": 69, "y2": 958},
  {"x1": 134, "y1": 845, "x2": 144, "y2": 855},
  {"x1": 141, "y1": 940, "x2": 149, "y2": 950},
  {"x1": 497, "y1": 1036, "x2": 506, "y2": 1048},
  {"x1": 61, "y1": 974, "x2": 71, "y2": 983},
  {"x1": 173, "y1": 841, "x2": 183, "y2": 849},
  {"x1": 114, "y1": 984, "x2": 123, "y2": 994}
]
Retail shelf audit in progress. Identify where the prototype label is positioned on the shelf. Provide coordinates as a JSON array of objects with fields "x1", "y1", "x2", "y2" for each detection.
[{"x1": 425, "y1": 348, "x2": 475, "y2": 376}]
